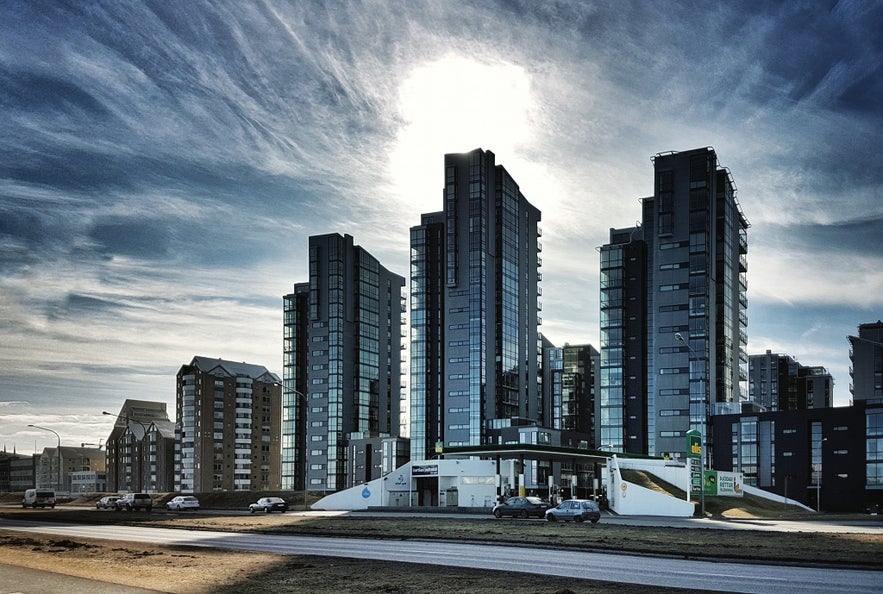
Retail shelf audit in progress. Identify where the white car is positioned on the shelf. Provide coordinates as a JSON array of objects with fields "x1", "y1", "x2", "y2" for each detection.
[
  {"x1": 96, "y1": 496, "x2": 119, "y2": 509},
  {"x1": 166, "y1": 495, "x2": 200, "y2": 511}
]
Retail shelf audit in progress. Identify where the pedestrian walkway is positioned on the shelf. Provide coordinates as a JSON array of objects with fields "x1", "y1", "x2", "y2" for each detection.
[{"x1": 0, "y1": 563, "x2": 164, "y2": 594}]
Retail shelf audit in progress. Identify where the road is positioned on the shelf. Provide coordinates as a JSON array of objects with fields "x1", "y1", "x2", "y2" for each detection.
[
  {"x1": 7, "y1": 502, "x2": 883, "y2": 535},
  {"x1": 343, "y1": 509, "x2": 883, "y2": 534},
  {"x1": 31, "y1": 503, "x2": 881, "y2": 535},
  {"x1": 2, "y1": 518, "x2": 881, "y2": 594}
]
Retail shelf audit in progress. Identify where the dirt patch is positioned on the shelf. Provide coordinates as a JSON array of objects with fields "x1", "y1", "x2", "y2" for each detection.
[{"x1": 0, "y1": 532, "x2": 278, "y2": 593}]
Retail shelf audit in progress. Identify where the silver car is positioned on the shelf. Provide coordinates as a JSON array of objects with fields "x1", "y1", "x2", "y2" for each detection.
[
  {"x1": 166, "y1": 495, "x2": 200, "y2": 511},
  {"x1": 545, "y1": 499, "x2": 601, "y2": 523}
]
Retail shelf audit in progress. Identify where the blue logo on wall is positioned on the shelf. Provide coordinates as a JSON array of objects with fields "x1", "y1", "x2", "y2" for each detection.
[{"x1": 361, "y1": 487, "x2": 371, "y2": 499}]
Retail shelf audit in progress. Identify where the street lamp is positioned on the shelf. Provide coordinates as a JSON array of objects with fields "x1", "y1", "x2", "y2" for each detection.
[
  {"x1": 103, "y1": 411, "x2": 150, "y2": 492},
  {"x1": 674, "y1": 332, "x2": 705, "y2": 518},
  {"x1": 28, "y1": 424, "x2": 62, "y2": 492}
]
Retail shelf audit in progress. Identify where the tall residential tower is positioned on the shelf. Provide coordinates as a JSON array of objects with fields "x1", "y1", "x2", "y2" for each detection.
[
  {"x1": 283, "y1": 233, "x2": 405, "y2": 492},
  {"x1": 600, "y1": 147, "x2": 749, "y2": 464},
  {"x1": 410, "y1": 148, "x2": 542, "y2": 460}
]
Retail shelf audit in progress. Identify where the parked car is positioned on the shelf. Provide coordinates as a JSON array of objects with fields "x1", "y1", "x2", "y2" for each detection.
[
  {"x1": 22, "y1": 489, "x2": 55, "y2": 509},
  {"x1": 166, "y1": 496, "x2": 200, "y2": 511},
  {"x1": 96, "y1": 496, "x2": 119, "y2": 509},
  {"x1": 492, "y1": 496, "x2": 550, "y2": 519},
  {"x1": 545, "y1": 499, "x2": 601, "y2": 523},
  {"x1": 249, "y1": 497, "x2": 288, "y2": 513},
  {"x1": 115, "y1": 492, "x2": 153, "y2": 512}
]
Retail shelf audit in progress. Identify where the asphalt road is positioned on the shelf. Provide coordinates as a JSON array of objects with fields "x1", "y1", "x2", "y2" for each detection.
[{"x1": 2, "y1": 518, "x2": 881, "y2": 593}]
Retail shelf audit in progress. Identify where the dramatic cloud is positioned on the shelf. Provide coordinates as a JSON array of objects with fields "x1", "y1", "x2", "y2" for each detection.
[{"x1": 1, "y1": 1, "x2": 881, "y2": 453}]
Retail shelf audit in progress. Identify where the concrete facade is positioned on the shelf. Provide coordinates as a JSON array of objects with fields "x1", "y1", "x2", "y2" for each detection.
[{"x1": 176, "y1": 357, "x2": 282, "y2": 493}]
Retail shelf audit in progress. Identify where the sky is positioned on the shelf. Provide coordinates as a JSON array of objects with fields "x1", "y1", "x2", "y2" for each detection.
[{"x1": 2, "y1": 1, "x2": 881, "y2": 456}]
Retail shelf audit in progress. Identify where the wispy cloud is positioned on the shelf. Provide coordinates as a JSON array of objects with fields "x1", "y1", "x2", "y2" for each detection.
[{"x1": 1, "y1": 1, "x2": 881, "y2": 451}]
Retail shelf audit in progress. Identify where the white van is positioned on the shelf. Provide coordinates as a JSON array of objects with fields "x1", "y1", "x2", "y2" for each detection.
[{"x1": 22, "y1": 488, "x2": 56, "y2": 508}]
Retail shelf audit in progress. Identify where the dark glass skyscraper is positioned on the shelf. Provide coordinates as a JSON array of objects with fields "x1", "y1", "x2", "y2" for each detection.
[
  {"x1": 410, "y1": 148, "x2": 542, "y2": 460},
  {"x1": 283, "y1": 233, "x2": 405, "y2": 492},
  {"x1": 543, "y1": 341, "x2": 600, "y2": 438},
  {"x1": 600, "y1": 147, "x2": 749, "y2": 464},
  {"x1": 599, "y1": 226, "x2": 648, "y2": 454},
  {"x1": 748, "y1": 350, "x2": 833, "y2": 411}
]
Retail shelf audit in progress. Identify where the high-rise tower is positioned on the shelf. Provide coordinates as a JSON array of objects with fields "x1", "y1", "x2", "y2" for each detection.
[
  {"x1": 410, "y1": 148, "x2": 542, "y2": 460},
  {"x1": 600, "y1": 147, "x2": 749, "y2": 464},
  {"x1": 283, "y1": 233, "x2": 405, "y2": 492}
]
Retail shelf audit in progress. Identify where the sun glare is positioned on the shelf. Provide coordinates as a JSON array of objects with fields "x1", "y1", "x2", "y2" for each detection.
[{"x1": 388, "y1": 56, "x2": 534, "y2": 213}]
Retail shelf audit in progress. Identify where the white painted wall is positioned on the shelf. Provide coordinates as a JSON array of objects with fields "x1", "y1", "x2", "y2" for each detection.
[
  {"x1": 742, "y1": 483, "x2": 814, "y2": 511},
  {"x1": 607, "y1": 455, "x2": 695, "y2": 517},
  {"x1": 312, "y1": 459, "x2": 498, "y2": 511},
  {"x1": 615, "y1": 457, "x2": 690, "y2": 494}
]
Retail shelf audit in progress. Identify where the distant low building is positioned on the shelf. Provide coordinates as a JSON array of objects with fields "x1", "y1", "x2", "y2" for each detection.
[
  {"x1": 9, "y1": 454, "x2": 37, "y2": 491},
  {"x1": 0, "y1": 450, "x2": 36, "y2": 492},
  {"x1": 34, "y1": 446, "x2": 104, "y2": 492},
  {"x1": 105, "y1": 399, "x2": 175, "y2": 493}
]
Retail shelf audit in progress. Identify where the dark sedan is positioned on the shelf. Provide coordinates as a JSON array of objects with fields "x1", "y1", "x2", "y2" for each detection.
[
  {"x1": 248, "y1": 497, "x2": 289, "y2": 513},
  {"x1": 492, "y1": 496, "x2": 550, "y2": 519},
  {"x1": 545, "y1": 499, "x2": 601, "y2": 523}
]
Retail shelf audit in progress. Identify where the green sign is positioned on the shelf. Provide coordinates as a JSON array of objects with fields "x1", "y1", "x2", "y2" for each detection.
[
  {"x1": 704, "y1": 470, "x2": 715, "y2": 496},
  {"x1": 686, "y1": 430, "x2": 702, "y2": 459},
  {"x1": 686, "y1": 430, "x2": 703, "y2": 500}
]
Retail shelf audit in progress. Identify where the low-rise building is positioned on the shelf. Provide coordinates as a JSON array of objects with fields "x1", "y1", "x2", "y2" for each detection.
[
  {"x1": 712, "y1": 401, "x2": 880, "y2": 512},
  {"x1": 105, "y1": 400, "x2": 175, "y2": 493}
]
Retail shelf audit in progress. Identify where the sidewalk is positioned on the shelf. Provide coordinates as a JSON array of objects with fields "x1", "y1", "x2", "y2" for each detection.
[{"x1": 0, "y1": 563, "x2": 164, "y2": 594}]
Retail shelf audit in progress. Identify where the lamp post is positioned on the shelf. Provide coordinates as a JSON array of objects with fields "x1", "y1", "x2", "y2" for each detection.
[
  {"x1": 103, "y1": 411, "x2": 150, "y2": 492},
  {"x1": 674, "y1": 332, "x2": 705, "y2": 518},
  {"x1": 28, "y1": 424, "x2": 62, "y2": 492}
]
